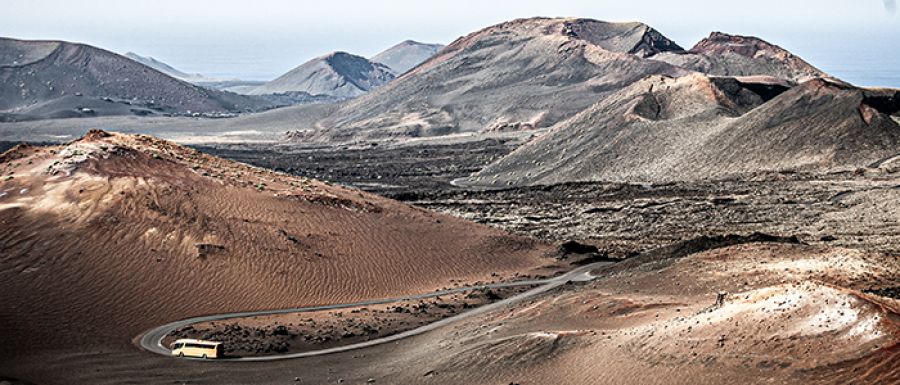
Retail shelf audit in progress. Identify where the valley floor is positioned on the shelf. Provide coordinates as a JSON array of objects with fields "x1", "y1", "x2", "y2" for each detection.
[
  {"x1": 200, "y1": 140, "x2": 900, "y2": 258},
  {"x1": 2, "y1": 137, "x2": 898, "y2": 384}
]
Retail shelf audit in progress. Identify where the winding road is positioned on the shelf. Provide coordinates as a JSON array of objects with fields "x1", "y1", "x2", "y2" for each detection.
[{"x1": 138, "y1": 261, "x2": 610, "y2": 362}]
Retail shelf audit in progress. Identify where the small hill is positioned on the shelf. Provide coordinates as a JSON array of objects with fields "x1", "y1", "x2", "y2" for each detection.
[
  {"x1": 653, "y1": 32, "x2": 829, "y2": 83},
  {"x1": 248, "y1": 52, "x2": 395, "y2": 98},
  {"x1": 0, "y1": 130, "x2": 550, "y2": 362},
  {"x1": 124, "y1": 52, "x2": 222, "y2": 83},
  {"x1": 463, "y1": 75, "x2": 900, "y2": 187},
  {"x1": 371, "y1": 40, "x2": 445, "y2": 74},
  {"x1": 0, "y1": 38, "x2": 273, "y2": 121}
]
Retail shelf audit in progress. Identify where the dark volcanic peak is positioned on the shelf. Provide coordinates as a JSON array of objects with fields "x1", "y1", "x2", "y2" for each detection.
[
  {"x1": 464, "y1": 75, "x2": 900, "y2": 187},
  {"x1": 249, "y1": 51, "x2": 395, "y2": 98},
  {"x1": 371, "y1": 40, "x2": 445, "y2": 74},
  {"x1": 0, "y1": 37, "x2": 271, "y2": 121},
  {"x1": 560, "y1": 19, "x2": 684, "y2": 57},
  {"x1": 653, "y1": 32, "x2": 829, "y2": 83},
  {"x1": 323, "y1": 51, "x2": 395, "y2": 90},
  {"x1": 303, "y1": 17, "x2": 687, "y2": 142}
]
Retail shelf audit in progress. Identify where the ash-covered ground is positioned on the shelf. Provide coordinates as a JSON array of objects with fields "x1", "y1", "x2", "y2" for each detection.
[
  {"x1": 409, "y1": 171, "x2": 900, "y2": 258},
  {"x1": 10, "y1": 138, "x2": 900, "y2": 260},
  {"x1": 195, "y1": 138, "x2": 518, "y2": 194},
  {"x1": 197, "y1": 140, "x2": 900, "y2": 260}
]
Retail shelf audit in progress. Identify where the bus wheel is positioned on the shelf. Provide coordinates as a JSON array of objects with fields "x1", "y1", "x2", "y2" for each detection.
[
  {"x1": 177, "y1": 352, "x2": 184, "y2": 358},
  {"x1": 202, "y1": 354, "x2": 208, "y2": 359}
]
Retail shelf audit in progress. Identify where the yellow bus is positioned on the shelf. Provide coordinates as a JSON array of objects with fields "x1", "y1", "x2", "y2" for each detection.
[{"x1": 170, "y1": 339, "x2": 223, "y2": 359}]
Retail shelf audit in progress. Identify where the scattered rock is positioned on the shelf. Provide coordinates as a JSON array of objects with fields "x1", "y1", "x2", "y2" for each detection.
[
  {"x1": 195, "y1": 243, "x2": 226, "y2": 259},
  {"x1": 558, "y1": 240, "x2": 600, "y2": 256}
]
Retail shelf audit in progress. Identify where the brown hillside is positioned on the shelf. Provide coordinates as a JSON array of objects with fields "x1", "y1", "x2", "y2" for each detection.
[{"x1": 0, "y1": 130, "x2": 550, "y2": 363}]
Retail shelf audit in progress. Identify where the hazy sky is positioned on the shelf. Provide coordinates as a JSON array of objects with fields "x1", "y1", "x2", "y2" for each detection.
[{"x1": 2, "y1": 0, "x2": 898, "y2": 84}]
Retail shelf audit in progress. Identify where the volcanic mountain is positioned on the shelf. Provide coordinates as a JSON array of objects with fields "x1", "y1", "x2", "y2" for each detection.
[
  {"x1": 463, "y1": 75, "x2": 900, "y2": 187},
  {"x1": 653, "y1": 32, "x2": 829, "y2": 83},
  {"x1": 370, "y1": 40, "x2": 445, "y2": 74},
  {"x1": 0, "y1": 38, "x2": 272, "y2": 122},
  {"x1": 124, "y1": 52, "x2": 222, "y2": 83},
  {"x1": 248, "y1": 52, "x2": 395, "y2": 98},
  {"x1": 0, "y1": 130, "x2": 550, "y2": 374},
  {"x1": 0, "y1": 18, "x2": 840, "y2": 144},
  {"x1": 291, "y1": 18, "x2": 832, "y2": 144},
  {"x1": 300, "y1": 18, "x2": 687, "y2": 142}
]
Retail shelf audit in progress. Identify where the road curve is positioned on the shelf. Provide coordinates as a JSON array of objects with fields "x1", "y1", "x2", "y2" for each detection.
[
  {"x1": 138, "y1": 261, "x2": 611, "y2": 362},
  {"x1": 448, "y1": 177, "x2": 502, "y2": 190}
]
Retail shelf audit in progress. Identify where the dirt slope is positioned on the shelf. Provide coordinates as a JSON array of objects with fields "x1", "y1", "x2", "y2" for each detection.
[
  {"x1": 370, "y1": 40, "x2": 445, "y2": 74},
  {"x1": 386, "y1": 241, "x2": 899, "y2": 385},
  {"x1": 248, "y1": 52, "x2": 395, "y2": 98},
  {"x1": 0, "y1": 38, "x2": 272, "y2": 121},
  {"x1": 0, "y1": 130, "x2": 550, "y2": 367},
  {"x1": 464, "y1": 75, "x2": 900, "y2": 187}
]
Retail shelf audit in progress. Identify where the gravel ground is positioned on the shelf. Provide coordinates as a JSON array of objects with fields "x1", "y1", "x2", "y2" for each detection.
[{"x1": 195, "y1": 141, "x2": 900, "y2": 259}]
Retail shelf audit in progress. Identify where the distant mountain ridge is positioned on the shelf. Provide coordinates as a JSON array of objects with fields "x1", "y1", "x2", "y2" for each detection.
[
  {"x1": 248, "y1": 51, "x2": 395, "y2": 98},
  {"x1": 299, "y1": 17, "x2": 689, "y2": 142},
  {"x1": 371, "y1": 40, "x2": 445, "y2": 74},
  {"x1": 124, "y1": 52, "x2": 224, "y2": 83},
  {"x1": 277, "y1": 17, "x2": 848, "y2": 144},
  {"x1": 0, "y1": 37, "x2": 273, "y2": 121}
]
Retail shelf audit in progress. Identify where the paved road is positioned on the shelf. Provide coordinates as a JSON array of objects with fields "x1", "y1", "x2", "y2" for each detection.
[
  {"x1": 448, "y1": 177, "x2": 500, "y2": 190},
  {"x1": 138, "y1": 261, "x2": 610, "y2": 362}
]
